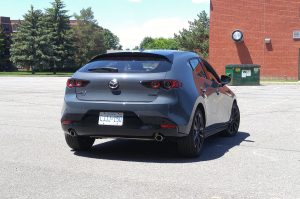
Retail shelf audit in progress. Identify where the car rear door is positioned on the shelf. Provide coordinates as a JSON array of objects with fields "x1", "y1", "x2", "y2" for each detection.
[
  {"x1": 189, "y1": 58, "x2": 219, "y2": 127},
  {"x1": 202, "y1": 60, "x2": 233, "y2": 124}
]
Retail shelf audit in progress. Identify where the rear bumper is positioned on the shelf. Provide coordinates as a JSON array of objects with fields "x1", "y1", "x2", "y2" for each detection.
[
  {"x1": 61, "y1": 95, "x2": 190, "y2": 138},
  {"x1": 61, "y1": 122, "x2": 182, "y2": 138}
]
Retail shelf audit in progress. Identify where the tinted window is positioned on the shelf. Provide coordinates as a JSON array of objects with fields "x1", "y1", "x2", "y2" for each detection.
[
  {"x1": 197, "y1": 61, "x2": 207, "y2": 79},
  {"x1": 79, "y1": 59, "x2": 172, "y2": 73},
  {"x1": 202, "y1": 60, "x2": 220, "y2": 82},
  {"x1": 189, "y1": 58, "x2": 199, "y2": 70}
]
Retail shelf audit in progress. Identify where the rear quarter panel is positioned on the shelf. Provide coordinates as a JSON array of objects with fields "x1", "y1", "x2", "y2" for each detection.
[{"x1": 164, "y1": 53, "x2": 204, "y2": 132}]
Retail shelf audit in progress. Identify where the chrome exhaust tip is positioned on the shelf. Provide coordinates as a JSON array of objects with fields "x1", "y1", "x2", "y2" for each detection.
[
  {"x1": 154, "y1": 133, "x2": 164, "y2": 142},
  {"x1": 68, "y1": 129, "x2": 77, "y2": 137}
]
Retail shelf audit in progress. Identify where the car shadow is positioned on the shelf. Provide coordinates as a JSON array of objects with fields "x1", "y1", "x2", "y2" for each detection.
[{"x1": 74, "y1": 132, "x2": 251, "y2": 163}]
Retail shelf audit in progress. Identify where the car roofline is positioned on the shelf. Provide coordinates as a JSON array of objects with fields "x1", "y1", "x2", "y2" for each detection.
[{"x1": 89, "y1": 51, "x2": 174, "y2": 63}]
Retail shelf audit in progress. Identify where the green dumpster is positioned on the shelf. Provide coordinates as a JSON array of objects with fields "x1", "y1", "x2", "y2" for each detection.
[{"x1": 225, "y1": 64, "x2": 260, "y2": 86}]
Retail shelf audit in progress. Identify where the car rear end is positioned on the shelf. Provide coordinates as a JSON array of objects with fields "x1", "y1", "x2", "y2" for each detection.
[{"x1": 61, "y1": 52, "x2": 187, "y2": 141}]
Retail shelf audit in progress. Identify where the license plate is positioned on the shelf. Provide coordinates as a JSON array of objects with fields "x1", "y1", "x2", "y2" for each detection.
[{"x1": 98, "y1": 112, "x2": 123, "y2": 126}]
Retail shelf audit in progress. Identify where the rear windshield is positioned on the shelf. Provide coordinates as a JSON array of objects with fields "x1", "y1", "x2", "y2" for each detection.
[{"x1": 78, "y1": 59, "x2": 172, "y2": 73}]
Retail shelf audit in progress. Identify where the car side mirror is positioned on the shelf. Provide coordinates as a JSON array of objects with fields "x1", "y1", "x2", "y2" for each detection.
[{"x1": 220, "y1": 75, "x2": 231, "y2": 86}]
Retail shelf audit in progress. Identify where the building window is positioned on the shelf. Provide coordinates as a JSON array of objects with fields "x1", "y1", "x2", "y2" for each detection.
[
  {"x1": 1, "y1": 24, "x2": 10, "y2": 32},
  {"x1": 12, "y1": 24, "x2": 18, "y2": 32}
]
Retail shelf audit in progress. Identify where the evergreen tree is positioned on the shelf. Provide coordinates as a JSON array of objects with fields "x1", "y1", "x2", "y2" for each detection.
[
  {"x1": 175, "y1": 11, "x2": 209, "y2": 57},
  {"x1": 39, "y1": 0, "x2": 75, "y2": 73},
  {"x1": 10, "y1": 6, "x2": 43, "y2": 74},
  {"x1": 73, "y1": 7, "x2": 106, "y2": 66}
]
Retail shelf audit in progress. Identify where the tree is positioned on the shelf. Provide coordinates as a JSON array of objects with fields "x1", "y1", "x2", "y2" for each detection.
[
  {"x1": 175, "y1": 11, "x2": 209, "y2": 57},
  {"x1": 10, "y1": 6, "x2": 43, "y2": 73},
  {"x1": 117, "y1": 45, "x2": 123, "y2": 50},
  {"x1": 103, "y1": 29, "x2": 121, "y2": 50},
  {"x1": 73, "y1": 7, "x2": 106, "y2": 66},
  {"x1": 140, "y1": 37, "x2": 154, "y2": 49},
  {"x1": 140, "y1": 37, "x2": 179, "y2": 50},
  {"x1": 39, "y1": 0, "x2": 75, "y2": 73}
]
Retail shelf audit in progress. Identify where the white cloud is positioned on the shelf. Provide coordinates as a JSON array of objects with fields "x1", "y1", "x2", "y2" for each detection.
[
  {"x1": 128, "y1": 0, "x2": 142, "y2": 3},
  {"x1": 192, "y1": 0, "x2": 210, "y2": 4},
  {"x1": 113, "y1": 17, "x2": 189, "y2": 49}
]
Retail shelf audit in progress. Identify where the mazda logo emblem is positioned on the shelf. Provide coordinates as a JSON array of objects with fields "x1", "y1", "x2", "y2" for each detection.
[{"x1": 109, "y1": 79, "x2": 119, "y2": 89}]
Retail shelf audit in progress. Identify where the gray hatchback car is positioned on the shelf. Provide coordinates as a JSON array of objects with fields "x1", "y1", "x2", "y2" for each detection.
[{"x1": 61, "y1": 50, "x2": 240, "y2": 157}]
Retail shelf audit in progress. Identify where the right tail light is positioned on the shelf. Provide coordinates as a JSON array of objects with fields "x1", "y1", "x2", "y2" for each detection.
[{"x1": 141, "y1": 80, "x2": 182, "y2": 90}]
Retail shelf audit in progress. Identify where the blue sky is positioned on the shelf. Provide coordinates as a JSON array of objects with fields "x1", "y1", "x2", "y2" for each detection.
[{"x1": 0, "y1": 0, "x2": 209, "y2": 49}]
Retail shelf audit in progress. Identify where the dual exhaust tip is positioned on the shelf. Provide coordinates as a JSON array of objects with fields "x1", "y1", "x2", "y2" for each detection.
[{"x1": 68, "y1": 129, "x2": 164, "y2": 142}]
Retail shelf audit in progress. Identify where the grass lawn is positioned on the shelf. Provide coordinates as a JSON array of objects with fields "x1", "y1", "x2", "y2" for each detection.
[{"x1": 0, "y1": 71, "x2": 73, "y2": 76}]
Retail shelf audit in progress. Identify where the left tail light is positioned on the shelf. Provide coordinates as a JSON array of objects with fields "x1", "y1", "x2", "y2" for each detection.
[{"x1": 66, "y1": 79, "x2": 89, "y2": 88}]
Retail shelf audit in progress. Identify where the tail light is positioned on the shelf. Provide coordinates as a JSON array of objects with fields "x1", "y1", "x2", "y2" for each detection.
[
  {"x1": 163, "y1": 80, "x2": 181, "y2": 89},
  {"x1": 62, "y1": 120, "x2": 72, "y2": 125},
  {"x1": 66, "y1": 79, "x2": 89, "y2": 88},
  {"x1": 141, "y1": 80, "x2": 182, "y2": 90},
  {"x1": 150, "y1": 81, "x2": 161, "y2": 89},
  {"x1": 160, "y1": 124, "x2": 177, "y2": 129}
]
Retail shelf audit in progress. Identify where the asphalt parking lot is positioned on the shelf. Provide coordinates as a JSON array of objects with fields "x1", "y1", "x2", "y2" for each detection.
[{"x1": 0, "y1": 77, "x2": 299, "y2": 199}]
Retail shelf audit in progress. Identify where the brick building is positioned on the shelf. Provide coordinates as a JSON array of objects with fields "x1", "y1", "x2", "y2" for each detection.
[
  {"x1": 209, "y1": 0, "x2": 300, "y2": 80},
  {"x1": 0, "y1": 16, "x2": 77, "y2": 69},
  {"x1": 0, "y1": 16, "x2": 77, "y2": 34},
  {"x1": 0, "y1": 17, "x2": 14, "y2": 69}
]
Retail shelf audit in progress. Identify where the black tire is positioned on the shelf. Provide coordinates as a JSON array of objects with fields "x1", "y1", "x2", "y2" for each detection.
[
  {"x1": 177, "y1": 109, "x2": 205, "y2": 157},
  {"x1": 222, "y1": 102, "x2": 240, "y2": 137},
  {"x1": 65, "y1": 134, "x2": 95, "y2": 151}
]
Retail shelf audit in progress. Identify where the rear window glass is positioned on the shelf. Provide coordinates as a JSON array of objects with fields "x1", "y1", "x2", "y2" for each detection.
[{"x1": 78, "y1": 59, "x2": 172, "y2": 73}]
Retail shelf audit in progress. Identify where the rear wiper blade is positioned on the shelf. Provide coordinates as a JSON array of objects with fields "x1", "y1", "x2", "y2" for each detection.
[{"x1": 88, "y1": 67, "x2": 118, "y2": 72}]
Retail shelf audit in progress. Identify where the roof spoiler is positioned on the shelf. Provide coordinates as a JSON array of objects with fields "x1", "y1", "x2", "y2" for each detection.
[{"x1": 89, "y1": 52, "x2": 173, "y2": 63}]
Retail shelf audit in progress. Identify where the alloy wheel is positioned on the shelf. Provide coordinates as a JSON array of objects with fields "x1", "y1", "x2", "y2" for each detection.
[
  {"x1": 228, "y1": 104, "x2": 240, "y2": 135},
  {"x1": 192, "y1": 112, "x2": 205, "y2": 150}
]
